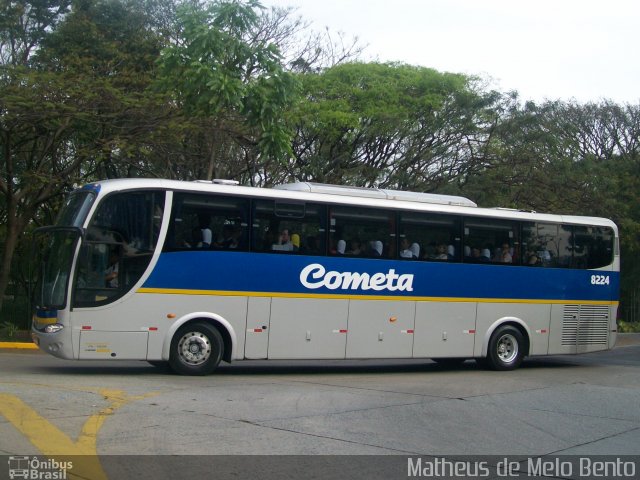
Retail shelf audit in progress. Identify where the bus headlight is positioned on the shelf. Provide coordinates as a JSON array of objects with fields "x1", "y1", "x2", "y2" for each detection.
[{"x1": 44, "y1": 323, "x2": 64, "y2": 333}]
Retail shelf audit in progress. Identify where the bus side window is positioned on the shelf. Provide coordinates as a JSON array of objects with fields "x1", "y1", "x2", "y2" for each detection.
[
  {"x1": 329, "y1": 206, "x2": 393, "y2": 259},
  {"x1": 252, "y1": 200, "x2": 326, "y2": 255},
  {"x1": 463, "y1": 218, "x2": 518, "y2": 265},
  {"x1": 165, "y1": 193, "x2": 249, "y2": 252},
  {"x1": 399, "y1": 212, "x2": 461, "y2": 262}
]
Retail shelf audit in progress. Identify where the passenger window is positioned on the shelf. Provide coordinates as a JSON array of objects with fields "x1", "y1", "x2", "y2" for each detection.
[
  {"x1": 522, "y1": 223, "x2": 565, "y2": 267},
  {"x1": 399, "y1": 212, "x2": 461, "y2": 262},
  {"x1": 329, "y1": 207, "x2": 394, "y2": 258},
  {"x1": 252, "y1": 200, "x2": 326, "y2": 255},
  {"x1": 521, "y1": 223, "x2": 614, "y2": 269},
  {"x1": 164, "y1": 193, "x2": 249, "y2": 252},
  {"x1": 571, "y1": 226, "x2": 614, "y2": 269},
  {"x1": 464, "y1": 218, "x2": 519, "y2": 265}
]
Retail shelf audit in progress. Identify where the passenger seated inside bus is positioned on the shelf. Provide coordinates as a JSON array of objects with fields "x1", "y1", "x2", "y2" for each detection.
[
  {"x1": 105, "y1": 247, "x2": 121, "y2": 288},
  {"x1": 431, "y1": 243, "x2": 449, "y2": 260},
  {"x1": 399, "y1": 238, "x2": 420, "y2": 259},
  {"x1": 291, "y1": 233, "x2": 300, "y2": 252},
  {"x1": 447, "y1": 245, "x2": 455, "y2": 260},
  {"x1": 304, "y1": 235, "x2": 320, "y2": 255},
  {"x1": 272, "y1": 228, "x2": 293, "y2": 251},
  {"x1": 184, "y1": 227, "x2": 204, "y2": 249},
  {"x1": 346, "y1": 239, "x2": 363, "y2": 256},
  {"x1": 367, "y1": 240, "x2": 383, "y2": 257},
  {"x1": 201, "y1": 227, "x2": 212, "y2": 248},
  {"x1": 215, "y1": 224, "x2": 241, "y2": 249},
  {"x1": 336, "y1": 239, "x2": 346, "y2": 255},
  {"x1": 499, "y1": 243, "x2": 513, "y2": 263},
  {"x1": 196, "y1": 214, "x2": 212, "y2": 248},
  {"x1": 468, "y1": 247, "x2": 490, "y2": 262},
  {"x1": 399, "y1": 238, "x2": 412, "y2": 258},
  {"x1": 526, "y1": 250, "x2": 541, "y2": 265}
]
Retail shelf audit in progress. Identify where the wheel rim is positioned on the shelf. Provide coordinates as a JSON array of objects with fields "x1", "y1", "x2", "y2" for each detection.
[
  {"x1": 496, "y1": 333, "x2": 518, "y2": 364},
  {"x1": 177, "y1": 331, "x2": 212, "y2": 366}
]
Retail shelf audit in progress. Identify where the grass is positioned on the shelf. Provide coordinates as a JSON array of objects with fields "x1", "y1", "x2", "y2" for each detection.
[{"x1": 0, "y1": 320, "x2": 31, "y2": 342}]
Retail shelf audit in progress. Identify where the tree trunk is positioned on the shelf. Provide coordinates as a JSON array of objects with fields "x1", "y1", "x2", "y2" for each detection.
[{"x1": 0, "y1": 207, "x2": 26, "y2": 316}]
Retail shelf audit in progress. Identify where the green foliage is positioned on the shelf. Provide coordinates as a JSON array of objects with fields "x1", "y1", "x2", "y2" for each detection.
[
  {"x1": 156, "y1": 0, "x2": 299, "y2": 176},
  {"x1": 287, "y1": 62, "x2": 498, "y2": 188},
  {"x1": 1, "y1": 320, "x2": 20, "y2": 339},
  {"x1": 618, "y1": 320, "x2": 640, "y2": 333}
]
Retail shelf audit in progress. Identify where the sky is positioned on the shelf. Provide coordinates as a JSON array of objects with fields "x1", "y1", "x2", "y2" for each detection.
[{"x1": 262, "y1": 0, "x2": 639, "y2": 104}]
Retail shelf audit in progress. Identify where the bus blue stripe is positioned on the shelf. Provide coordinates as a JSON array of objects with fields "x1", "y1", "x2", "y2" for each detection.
[{"x1": 142, "y1": 251, "x2": 618, "y2": 302}]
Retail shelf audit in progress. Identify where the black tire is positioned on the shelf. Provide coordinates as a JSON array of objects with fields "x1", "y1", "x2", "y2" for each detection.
[
  {"x1": 432, "y1": 357, "x2": 467, "y2": 367},
  {"x1": 485, "y1": 325, "x2": 526, "y2": 371},
  {"x1": 169, "y1": 322, "x2": 224, "y2": 375}
]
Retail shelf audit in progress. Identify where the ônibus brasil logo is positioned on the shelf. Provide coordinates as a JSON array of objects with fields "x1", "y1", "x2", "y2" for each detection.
[
  {"x1": 8, "y1": 456, "x2": 72, "y2": 480},
  {"x1": 300, "y1": 263, "x2": 414, "y2": 292}
]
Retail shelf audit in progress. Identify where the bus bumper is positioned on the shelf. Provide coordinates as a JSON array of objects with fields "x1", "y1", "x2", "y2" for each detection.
[{"x1": 31, "y1": 326, "x2": 74, "y2": 360}]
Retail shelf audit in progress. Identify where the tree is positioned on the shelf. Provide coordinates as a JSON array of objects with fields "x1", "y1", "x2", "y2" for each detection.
[
  {"x1": 155, "y1": 0, "x2": 298, "y2": 183},
  {"x1": 283, "y1": 62, "x2": 499, "y2": 190},
  {"x1": 0, "y1": 0, "x2": 72, "y2": 65},
  {"x1": 0, "y1": 0, "x2": 167, "y2": 315},
  {"x1": 459, "y1": 98, "x2": 640, "y2": 319}
]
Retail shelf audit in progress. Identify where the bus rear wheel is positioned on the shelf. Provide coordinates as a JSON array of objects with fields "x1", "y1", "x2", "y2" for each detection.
[
  {"x1": 485, "y1": 325, "x2": 525, "y2": 371},
  {"x1": 169, "y1": 322, "x2": 223, "y2": 375}
]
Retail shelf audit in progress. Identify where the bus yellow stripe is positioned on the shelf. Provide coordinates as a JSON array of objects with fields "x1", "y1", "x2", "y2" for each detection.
[{"x1": 136, "y1": 287, "x2": 618, "y2": 306}]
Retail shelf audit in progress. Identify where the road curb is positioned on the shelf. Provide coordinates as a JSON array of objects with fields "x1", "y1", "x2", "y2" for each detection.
[{"x1": 0, "y1": 341, "x2": 38, "y2": 350}]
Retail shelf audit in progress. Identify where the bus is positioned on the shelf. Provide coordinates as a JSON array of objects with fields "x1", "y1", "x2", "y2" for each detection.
[{"x1": 31, "y1": 179, "x2": 619, "y2": 375}]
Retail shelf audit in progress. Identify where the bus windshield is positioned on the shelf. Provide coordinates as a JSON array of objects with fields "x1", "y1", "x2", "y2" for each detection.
[
  {"x1": 33, "y1": 228, "x2": 82, "y2": 309},
  {"x1": 56, "y1": 190, "x2": 96, "y2": 227},
  {"x1": 32, "y1": 189, "x2": 95, "y2": 310}
]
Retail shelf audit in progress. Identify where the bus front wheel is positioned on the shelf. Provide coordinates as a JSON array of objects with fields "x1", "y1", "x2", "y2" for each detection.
[
  {"x1": 169, "y1": 322, "x2": 224, "y2": 375},
  {"x1": 485, "y1": 325, "x2": 525, "y2": 371}
]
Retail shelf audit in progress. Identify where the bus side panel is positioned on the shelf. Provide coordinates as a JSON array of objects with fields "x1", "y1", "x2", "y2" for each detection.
[
  {"x1": 268, "y1": 298, "x2": 348, "y2": 359},
  {"x1": 413, "y1": 301, "x2": 476, "y2": 358},
  {"x1": 475, "y1": 303, "x2": 551, "y2": 357},
  {"x1": 127, "y1": 293, "x2": 247, "y2": 361},
  {"x1": 79, "y1": 330, "x2": 149, "y2": 359},
  {"x1": 346, "y1": 300, "x2": 415, "y2": 358},
  {"x1": 245, "y1": 296, "x2": 271, "y2": 359}
]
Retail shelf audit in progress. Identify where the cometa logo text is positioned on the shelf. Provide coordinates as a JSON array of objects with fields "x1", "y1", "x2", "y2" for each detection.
[{"x1": 300, "y1": 263, "x2": 414, "y2": 292}]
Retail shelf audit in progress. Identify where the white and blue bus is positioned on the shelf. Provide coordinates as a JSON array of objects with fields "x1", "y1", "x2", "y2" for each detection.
[{"x1": 31, "y1": 179, "x2": 619, "y2": 375}]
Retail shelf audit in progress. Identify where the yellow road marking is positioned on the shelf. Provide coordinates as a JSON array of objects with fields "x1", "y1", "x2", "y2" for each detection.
[{"x1": 0, "y1": 389, "x2": 157, "y2": 480}]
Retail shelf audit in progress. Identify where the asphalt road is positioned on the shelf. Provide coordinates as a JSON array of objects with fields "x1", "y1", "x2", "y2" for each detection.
[{"x1": 1, "y1": 338, "x2": 639, "y2": 479}]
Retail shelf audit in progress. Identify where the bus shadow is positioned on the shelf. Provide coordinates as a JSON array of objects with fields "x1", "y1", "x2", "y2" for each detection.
[{"x1": 31, "y1": 356, "x2": 588, "y2": 377}]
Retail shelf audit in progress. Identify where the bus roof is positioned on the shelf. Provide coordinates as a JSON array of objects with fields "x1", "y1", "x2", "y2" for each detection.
[{"x1": 273, "y1": 182, "x2": 478, "y2": 207}]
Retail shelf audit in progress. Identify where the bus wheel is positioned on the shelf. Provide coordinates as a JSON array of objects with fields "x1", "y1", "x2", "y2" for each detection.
[
  {"x1": 485, "y1": 325, "x2": 525, "y2": 371},
  {"x1": 169, "y1": 322, "x2": 223, "y2": 375}
]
